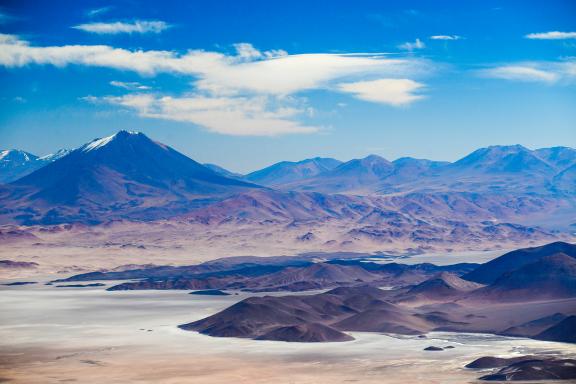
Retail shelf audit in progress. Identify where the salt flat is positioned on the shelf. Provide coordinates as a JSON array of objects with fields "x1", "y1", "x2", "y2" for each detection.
[{"x1": 1, "y1": 280, "x2": 574, "y2": 384}]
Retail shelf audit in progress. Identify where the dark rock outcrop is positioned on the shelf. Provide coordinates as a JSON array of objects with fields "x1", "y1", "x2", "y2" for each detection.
[
  {"x1": 423, "y1": 346, "x2": 443, "y2": 351},
  {"x1": 478, "y1": 358, "x2": 576, "y2": 381},
  {"x1": 466, "y1": 356, "x2": 543, "y2": 369},
  {"x1": 1, "y1": 281, "x2": 37, "y2": 286},
  {"x1": 189, "y1": 289, "x2": 231, "y2": 296},
  {"x1": 0, "y1": 260, "x2": 39, "y2": 269}
]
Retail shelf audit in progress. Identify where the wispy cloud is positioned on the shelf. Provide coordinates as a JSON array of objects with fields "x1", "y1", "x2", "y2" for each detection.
[
  {"x1": 72, "y1": 20, "x2": 171, "y2": 34},
  {"x1": 86, "y1": 6, "x2": 113, "y2": 18},
  {"x1": 430, "y1": 35, "x2": 462, "y2": 40},
  {"x1": 110, "y1": 81, "x2": 151, "y2": 90},
  {"x1": 398, "y1": 38, "x2": 425, "y2": 51},
  {"x1": 87, "y1": 93, "x2": 319, "y2": 136},
  {"x1": 525, "y1": 31, "x2": 576, "y2": 40},
  {"x1": 0, "y1": 9, "x2": 16, "y2": 24},
  {"x1": 479, "y1": 61, "x2": 576, "y2": 84},
  {"x1": 481, "y1": 66, "x2": 558, "y2": 83},
  {"x1": 337, "y1": 78, "x2": 425, "y2": 106}
]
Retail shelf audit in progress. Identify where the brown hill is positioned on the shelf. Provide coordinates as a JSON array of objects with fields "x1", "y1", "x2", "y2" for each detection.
[
  {"x1": 256, "y1": 323, "x2": 353, "y2": 342},
  {"x1": 534, "y1": 315, "x2": 576, "y2": 343},
  {"x1": 397, "y1": 272, "x2": 484, "y2": 303},
  {"x1": 181, "y1": 285, "x2": 460, "y2": 342},
  {"x1": 179, "y1": 291, "x2": 362, "y2": 340},
  {"x1": 463, "y1": 241, "x2": 576, "y2": 284},
  {"x1": 332, "y1": 307, "x2": 430, "y2": 335},
  {"x1": 468, "y1": 253, "x2": 576, "y2": 302},
  {"x1": 500, "y1": 313, "x2": 567, "y2": 337}
]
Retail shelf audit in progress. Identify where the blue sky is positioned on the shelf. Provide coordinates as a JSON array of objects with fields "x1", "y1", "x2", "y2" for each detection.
[{"x1": 0, "y1": 0, "x2": 575, "y2": 172}]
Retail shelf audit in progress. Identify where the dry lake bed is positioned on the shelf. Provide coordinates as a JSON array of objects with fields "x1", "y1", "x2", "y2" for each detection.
[{"x1": 1, "y1": 278, "x2": 575, "y2": 384}]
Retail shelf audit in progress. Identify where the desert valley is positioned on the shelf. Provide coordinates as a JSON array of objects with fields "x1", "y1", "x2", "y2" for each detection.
[{"x1": 1, "y1": 131, "x2": 576, "y2": 383}]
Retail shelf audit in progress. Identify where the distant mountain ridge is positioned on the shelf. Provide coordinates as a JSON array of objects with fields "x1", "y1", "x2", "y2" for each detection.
[
  {"x1": 0, "y1": 148, "x2": 69, "y2": 183},
  {"x1": 270, "y1": 145, "x2": 576, "y2": 195},
  {"x1": 281, "y1": 155, "x2": 449, "y2": 194},
  {"x1": 245, "y1": 157, "x2": 342, "y2": 186}
]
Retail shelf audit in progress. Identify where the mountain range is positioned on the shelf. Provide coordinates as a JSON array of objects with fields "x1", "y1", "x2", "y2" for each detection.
[
  {"x1": 203, "y1": 145, "x2": 576, "y2": 195},
  {"x1": 266, "y1": 145, "x2": 575, "y2": 195},
  {"x1": 2, "y1": 132, "x2": 575, "y2": 198},
  {"x1": 0, "y1": 131, "x2": 574, "y2": 245}
]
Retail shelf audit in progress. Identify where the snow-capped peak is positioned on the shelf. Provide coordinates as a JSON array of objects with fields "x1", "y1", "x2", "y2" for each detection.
[
  {"x1": 81, "y1": 131, "x2": 142, "y2": 152},
  {"x1": 0, "y1": 149, "x2": 37, "y2": 162},
  {"x1": 38, "y1": 149, "x2": 70, "y2": 162},
  {"x1": 83, "y1": 135, "x2": 116, "y2": 152}
]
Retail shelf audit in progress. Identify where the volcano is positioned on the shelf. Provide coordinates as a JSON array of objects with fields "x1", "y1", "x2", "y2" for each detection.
[{"x1": 0, "y1": 131, "x2": 259, "y2": 224}]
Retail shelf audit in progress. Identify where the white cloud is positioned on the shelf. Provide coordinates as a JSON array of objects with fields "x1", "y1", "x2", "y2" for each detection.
[
  {"x1": 233, "y1": 43, "x2": 264, "y2": 60},
  {"x1": 73, "y1": 20, "x2": 170, "y2": 34},
  {"x1": 89, "y1": 93, "x2": 319, "y2": 136},
  {"x1": 398, "y1": 38, "x2": 425, "y2": 51},
  {"x1": 0, "y1": 35, "x2": 433, "y2": 136},
  {"x1": 480, "y1": 61, "x2": 576, "y2": 84},
  {"x1": 525, "y1": 31, "x2": 576, "y2": 40},
  {"x1": 430, "y1": 35, "x2": 462, "y2": 40},
  {"x1": 0, "y1": 33, "x2": 20, "y2": 45},
  {"x1": 233, "y1": 43, "x2": 287, "y2": 60},
  {"x1": 0, "y1": 35, "x2": 431, "y2": 95},
  {"x1": 110, "y1": 80, "x2": 151, "y2": 90},
  {"x1": 192, "y1": 53, "x2": 428, "y2": 96},
  {"x1": 337, "y1": 78, "x2": 425, "y2": 106}
]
